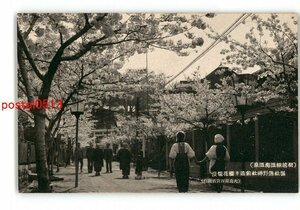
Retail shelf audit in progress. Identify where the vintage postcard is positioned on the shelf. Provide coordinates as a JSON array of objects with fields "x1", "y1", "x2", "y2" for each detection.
[{"x1": 16, "y1": 13, "x2": 298, "y2": 193}]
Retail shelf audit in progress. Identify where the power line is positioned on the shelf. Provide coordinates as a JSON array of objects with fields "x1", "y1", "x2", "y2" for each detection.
[
  {"x1": 165, "y1": 14, "x2": 249, "y2": 85},
  {"x1": 165, "y1": 13, "x2": 252, "y2": 86}
]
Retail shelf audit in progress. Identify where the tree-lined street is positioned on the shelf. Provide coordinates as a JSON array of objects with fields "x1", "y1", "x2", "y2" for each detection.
[{"x1": 25, "y1": 161, "x2": 245, "y2": 193}]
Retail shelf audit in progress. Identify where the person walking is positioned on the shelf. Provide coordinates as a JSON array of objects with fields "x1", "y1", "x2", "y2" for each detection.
[
  {"x1": 199, "y1": 134, "x2": 230, "y2": 192},
  {"x1": 116, "y1": 143, "x2": 131, "y2": 179},
  {"x1": 93, "y1": 144, "x2": 104, "y2": 176},
  {"x1": 169, "y1": 131, "x2": 199, "y2": 193},
  {"x1": 86, "y1": 142, "x2": 94, "y2": 173},
  {"x1": 65, "y1": 137, "x2": 72, "y2": 167},
  {"x1": 77, "y1": 143, "x2": 84, "y2": 173},
  {"x1": 135, "y1": 150, "x2": 144, "y2": 180},
  {"x1": 104, "y1": 143, "x2": 113, "y2": 173}
]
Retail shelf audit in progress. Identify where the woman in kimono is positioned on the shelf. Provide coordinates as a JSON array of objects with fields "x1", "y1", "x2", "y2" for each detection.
[
  {"x1": 169, "y1": 131, "x2": 199, "y2": 192},
  {"x1": 116, "y1": 143, "x2": 132, "y2": 179},
  {"x1": 93, "y1": 144, "x2": 104, "y2": 176},
  {"x1": 135, "y1": 150, "x2": 144, "y2": 180}
]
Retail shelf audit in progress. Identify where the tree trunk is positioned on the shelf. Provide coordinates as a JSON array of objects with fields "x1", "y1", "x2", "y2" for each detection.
[
  {"x1": 203, "y1": 125, "x2": 209, "y2": 151},
  {"x1": 203, "y1": 125, "x2": 209, "y2": 178},
  {"x1": 45, "y1": 131, "x2": 54, "y2": 176},
  {"x1": 34, "y1": 110, "x2": 50, "y2": 192}
]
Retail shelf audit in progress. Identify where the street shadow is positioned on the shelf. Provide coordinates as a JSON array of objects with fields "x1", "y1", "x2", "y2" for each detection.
[
  {"x1": 58, "y1": 187, "x2": 77, "y2": 193},
  {"x1": 114, "y1": 177, "x2": 140, "y2": 180},
  {"x1": 151, "y1": 177, "x2": 173, "y2": 180},
  {"x1": 89, "y1": 175, "x2": 103, "y2": 177},
  {"x1": 145, "y1": 186, "x2": 177, "y2": 191},
  {"x1": 55, "y1": 172, "x2": 75, "y2": 176},
  {"x1": 135, "y1": 177, "x2": 150, "y2": 180}
]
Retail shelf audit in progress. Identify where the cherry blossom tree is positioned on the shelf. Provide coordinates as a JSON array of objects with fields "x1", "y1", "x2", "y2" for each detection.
[
  {"x1": 17, "y1": 13, "x2": 213, "y2": 191},
  {"x1": 215, "y1": 14, "x2": 298, "y2": 111},
  {"x1": 159, "y1": 76, "x2": 235, "y2": 146}
]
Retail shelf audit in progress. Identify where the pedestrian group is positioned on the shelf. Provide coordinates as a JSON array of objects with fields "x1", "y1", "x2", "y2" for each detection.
[
  {"x1": 75, "y1": 130, "x2": 230, "y2": 193},
  {"x1": 79, "y1": 142, "x2": 133, "y2": 179}
]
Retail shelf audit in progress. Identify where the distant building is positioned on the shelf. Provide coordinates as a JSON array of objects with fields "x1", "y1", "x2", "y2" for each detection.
[
  {"x1": 173, "y1": 80, "x2": 195, "y2": 94},
  {"x1": 173, "y1": 66, "x2": 257, "y2": 93},
  {"x1": 91, "y1": 109, "x2": 117, "y2": 142}
]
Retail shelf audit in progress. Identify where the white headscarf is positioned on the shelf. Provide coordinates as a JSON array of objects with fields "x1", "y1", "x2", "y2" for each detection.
[
  {"x1": 214, "y1": 134, "x2": 224, "y2": 144},
  {"x1": 176, "y1": 131, "x2": 186, "y2": 142}
]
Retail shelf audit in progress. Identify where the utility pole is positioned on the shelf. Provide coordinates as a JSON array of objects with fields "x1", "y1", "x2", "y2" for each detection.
[
  {"x1": 135, "y1": 96, "x2": 140, "y2": 159},
  {"x1": 146, "y1": 51, "x2": 149, "y2": 114},
  {"x1": 143, "y1": 51, "x2": 149, "y2": 158}
]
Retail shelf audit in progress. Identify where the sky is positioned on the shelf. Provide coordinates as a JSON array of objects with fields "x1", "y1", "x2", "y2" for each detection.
[{"x1": 120, "y1": 13, "x2": 297, "y2": 84}]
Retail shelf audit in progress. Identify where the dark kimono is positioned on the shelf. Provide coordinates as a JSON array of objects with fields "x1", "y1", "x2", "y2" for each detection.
[
  {"x1": 135, "y1": 151, "x2": 143, "y2": 176},
  {"x1": 86, "y1": 146, "x2": 94, "y2": 173},
  {"x1": 206, "y1": 143, "x2": 230, "y2": 192},
  {"x1": 174, "y1": 144, "x2": 190, "y2": 192},
  {"x1": 117, "y1": 148, "x2": 131, "y2": 176},
  {"x1": 169, "y1": 142, "x2": 195, "y2": 193},
  {"x1": 93, "y1": 147, "x2": 104, "y2": 173},
  {"x1": 104, "y1": 148, "x2": 113, "y2": 173}
]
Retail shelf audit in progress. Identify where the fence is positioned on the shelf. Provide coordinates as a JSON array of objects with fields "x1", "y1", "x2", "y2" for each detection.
[{"x1": 19, "y1": 141, "x2": 36, "y2": 165}]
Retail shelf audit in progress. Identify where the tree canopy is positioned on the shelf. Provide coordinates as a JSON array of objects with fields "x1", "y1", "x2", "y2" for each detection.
[{"x1": 214, "y1": 14, "x2": 298, "y2": 111}]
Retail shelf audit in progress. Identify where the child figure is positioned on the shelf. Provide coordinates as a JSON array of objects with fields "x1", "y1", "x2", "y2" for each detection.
[
  {"x1": 135, "y1": 150, "x2": 144, "y2": 180},
  {"x1": 200, "y1": 134, "x2": 230, "y2": 192}
]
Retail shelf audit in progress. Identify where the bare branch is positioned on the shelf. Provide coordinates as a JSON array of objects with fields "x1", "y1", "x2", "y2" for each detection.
[
  {"x1": 17, "y1": 43, "x2": 34, "y2": 102},
  {"x1": 23, "y1": 14, "x2": 39, "y2": 39},
  {"x1": 18, "y1": 83, "x2": 27, "y2": 96},
  {"x1": 258, "y1": 41, "x2": 297, "y2": 71},
  {"x1": 22, "y1": 57, "x2": 51, "y2": 64},
  {"x1": 41, "y1": 14, "x2": 108, "y2": 99},
  {"x1": 19, "y1": 109, "x2": 34, "y2": 120},
  {"x1": 84, "y1": 13, "x2": 91, "y2": 27},
  {"x1": 59, "y1": 31, "x2": 64, "y2": 46},
  {"x1": 61, "y1": 36, "x2": 107, "y2": 61},
  {"x1": 17, "y1": 24, "x2": 44, "y2": 81}
]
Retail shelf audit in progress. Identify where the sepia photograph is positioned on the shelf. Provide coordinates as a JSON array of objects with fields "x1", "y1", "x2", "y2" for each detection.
[{"x1": 17, "y1": 13, "x2": 298, "y2": 193}]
